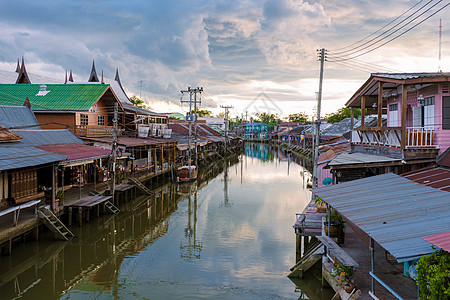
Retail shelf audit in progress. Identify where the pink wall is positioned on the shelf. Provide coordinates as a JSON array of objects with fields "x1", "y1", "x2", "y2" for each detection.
[
  {"x1": 318, "y1": 163, "x2": 332, "y2": 188},
  {"x1": 385, "y1": 85, "x2": 450, "y2": 153}
]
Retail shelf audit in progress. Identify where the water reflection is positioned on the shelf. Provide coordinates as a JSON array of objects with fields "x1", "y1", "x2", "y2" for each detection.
[{"x1": 0, "y1": 144, "x2": 330, "y2": 299}]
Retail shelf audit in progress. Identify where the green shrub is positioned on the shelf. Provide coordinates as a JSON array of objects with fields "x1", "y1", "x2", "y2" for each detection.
[{"x1": 416, "y1": 249, "x2": 450, "y2": 299}]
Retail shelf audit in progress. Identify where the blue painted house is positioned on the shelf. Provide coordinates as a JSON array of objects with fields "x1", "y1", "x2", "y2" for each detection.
[{"x1": 244, "y1": 122, "x2": 268, "y2": 140}]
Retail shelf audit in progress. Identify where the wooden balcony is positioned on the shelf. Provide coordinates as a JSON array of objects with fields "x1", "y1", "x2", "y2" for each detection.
[
  {"x1": 73, "y1": 125, "x2": 114, "y2": 137},
  {"x1": 352, "y1": 127, "x2": 437, "y2": 149}
]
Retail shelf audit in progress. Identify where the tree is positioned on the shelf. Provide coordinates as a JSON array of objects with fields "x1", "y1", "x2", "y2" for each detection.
[
  {"x1": 255, "y1": 112, "x2": 281, "y2": 130},
  {"x1": 325, "y1": 107, "x2": 361, "y2": 124},
  {"x1": 287, "y1": 113, "x2": 310, "y2": 123},
  {"x1": 190, "y1": 108, "x2": 212, "y2": 117},
  {"x1": 130, "y1": 96, "x2": 150, "y2": 110}
]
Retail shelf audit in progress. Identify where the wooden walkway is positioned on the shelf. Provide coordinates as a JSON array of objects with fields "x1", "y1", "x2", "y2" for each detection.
[
  {"x1": 65, "y1": 195, "x2": 112, "y2": 208},
  {"x1": 294, "y1": 213, "x2": 324, "y2": 236}
]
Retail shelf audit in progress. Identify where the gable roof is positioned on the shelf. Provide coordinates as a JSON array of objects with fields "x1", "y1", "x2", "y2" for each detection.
[
  {"x1": 0, "y1": 144, "x2": 66, "y2": 171},
  {"x1": 12, "y1": 129, "x2": 82, "y2": 146},
  {"x1": 0, "y1": 126, "x2": 22, "y2": 142},
  {"x1": 0, "y1": 105, "x2": 40, "y2": 129},
  {"x1": 0, "y1": 84, "x2": 113, "y2": 111}
]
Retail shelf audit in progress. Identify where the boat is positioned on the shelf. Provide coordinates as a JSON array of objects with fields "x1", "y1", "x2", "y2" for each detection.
[{"x1": 177, "y1": 165, "x2": 197, "y2": 182}]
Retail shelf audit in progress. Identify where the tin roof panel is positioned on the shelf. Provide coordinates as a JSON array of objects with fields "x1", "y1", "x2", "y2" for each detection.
[{"x1": 313, "y1": 173, "x2": 450, "y2": 262}]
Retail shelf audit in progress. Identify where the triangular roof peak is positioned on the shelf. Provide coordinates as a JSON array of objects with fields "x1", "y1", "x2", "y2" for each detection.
[
  {"x1": 15, "y1": 59, "x2": 20, "y2": 73},
  {"x1": 115, "y1": 68, "x2": 125, "y2": 91},
  {"x1": 88, "y1": 60, "x2": 99, "y2": 82},
  {"x1": 68, "y1": 70, "x2": 74, "y2": 82},
  {"x1": 23, "y1": 97, "x2": 31, "y2": 108},
  {"x1": 16, "y1": 57, "x2": 31, "y2": 84}
]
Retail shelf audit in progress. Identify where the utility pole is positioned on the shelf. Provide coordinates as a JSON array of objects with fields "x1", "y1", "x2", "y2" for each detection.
[
  {"x1": 180, "y1": 87, "x2": 203, "y2": 179},
  {"x1": 221, "y1": 105, "x2": 233, "y2": 154},
  {"x1": 111, "y1": 102, "x2": 118, "y2": 204},
  {"x1": 312, "y1": 48, "x2": 326, "y2": 191}
]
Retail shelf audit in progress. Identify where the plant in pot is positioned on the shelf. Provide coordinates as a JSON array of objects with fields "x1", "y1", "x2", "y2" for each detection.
[
  {"x1": 324, "y1": 209, "x2": 345, "y2": 243},
  {"x1": 332, "y1": 262, "x2": 356, "y2": 292},
  {"x1": 314, "y1": 196, "x2": 327, "y2": 213}
]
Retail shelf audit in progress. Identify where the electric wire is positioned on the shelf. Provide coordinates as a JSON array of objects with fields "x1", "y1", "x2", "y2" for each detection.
[
  {"x1": 330, "y1": 0, "x2": 436, "y2": 55},
  {"x1": 331, "y1": 0, "x2": 426, "y2": 52},
  {"x1": 327, "y1": 1, "x2": 450, "y2": 62}
]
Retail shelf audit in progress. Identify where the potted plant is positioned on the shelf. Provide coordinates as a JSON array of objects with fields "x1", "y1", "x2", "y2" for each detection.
[
  {"x1": 324, "y1": 209, "x2": 345, "y2": 244},
  {"x1": 332, "y1": 262, "x2": 356, "y2": 292},
  {"x1": 314, "y1": 196, "x2": 327, "y2": 213}
]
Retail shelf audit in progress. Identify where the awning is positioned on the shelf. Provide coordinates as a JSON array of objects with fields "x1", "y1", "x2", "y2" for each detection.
[
  {"x1": 313, "y1": 173, "x2": 450, "y2": 262},
  {"x1": 37, "y1": 144, "x2": 112, "y2": 165}
]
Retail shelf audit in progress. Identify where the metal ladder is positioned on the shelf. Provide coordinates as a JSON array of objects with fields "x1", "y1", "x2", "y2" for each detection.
[
  {"x1": 104, "y1": 201, "x2": 120, "y2": 214},
  {"x1": 129, "y1": 178, "x2": 153, "y2": 195},
  {"x1": 38, "y1": 207, "x2": 74, "y2": 241}
]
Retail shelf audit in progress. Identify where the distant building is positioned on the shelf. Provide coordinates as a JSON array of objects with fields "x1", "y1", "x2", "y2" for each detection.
[{"x1": 244, "y1": 122, "x2": 268, "y2": 140}]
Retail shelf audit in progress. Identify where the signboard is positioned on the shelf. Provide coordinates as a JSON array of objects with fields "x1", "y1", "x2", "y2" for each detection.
[{"x1": 185, "y1": 114, "x2": 196, "y2": 122}]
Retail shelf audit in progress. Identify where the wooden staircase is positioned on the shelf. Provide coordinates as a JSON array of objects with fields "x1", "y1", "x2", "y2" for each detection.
[
  {"x1": 104, "y1": 201, "x2": 120, "y2": 214},
  {"x1": 129, "y1": 178, "x2": 153, "y2": 195},
  {"x1": 288, "y1": 239, "x2": 323, "y2": 278},
  {"x1": 38, "y1": 207, "x2": 74, "y2": 241}
]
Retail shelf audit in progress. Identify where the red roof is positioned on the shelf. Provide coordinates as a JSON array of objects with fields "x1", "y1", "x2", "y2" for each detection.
[
  {"x1": 402, "y1": 166, "x2": 450, "y2": 192},
  {"x1": 37, "y1": 144, "x2": 111, "y2": 161},
  {"x1": 422, "y1": 231, "x2": 450, "y2": 252},
  {"x1": 169, "y1": 123, "x2": 222, "y2": 137},
  {"x1": 0, "y1": 126, "x2": 22, "y2": 142},
  {"x1": 82, "y1": 136, "x2": 175, "y2": 147}
]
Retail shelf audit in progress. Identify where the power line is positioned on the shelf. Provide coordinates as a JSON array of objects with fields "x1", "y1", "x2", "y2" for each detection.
[
  {"x1": 330, "y1": 0, "x2": 436, "y2": 55},
  {"x1": 327, "y1": 1, "x2": 450, "y2": 62},
  {"x1": 330, "y1": 0, "x2": 426, "y2": 52}
]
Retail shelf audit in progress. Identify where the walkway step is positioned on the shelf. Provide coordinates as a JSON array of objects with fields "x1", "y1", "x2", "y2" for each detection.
[
  {"x1": 104, "y1": 201, "x2": 120, "y2": 214},
  {"x1": 38, "y1": 207, "x2": 74, "y2": 241},
  {"x1": 129, "y1": 178, "x2": 153, "y2": 195}
]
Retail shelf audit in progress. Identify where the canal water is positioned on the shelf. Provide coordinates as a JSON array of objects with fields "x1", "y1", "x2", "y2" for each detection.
[{"x1": 0, "y1": 143, "x2": 334, "y2": 299}]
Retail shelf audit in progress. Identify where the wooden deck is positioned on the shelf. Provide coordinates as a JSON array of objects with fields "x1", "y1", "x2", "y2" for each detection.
[
  {"x1": 65, "y1": 195, "x2": 112, "y2": 208},
  {"x1": 294, "y1": 213, "x2": 324, "y2": 236}
]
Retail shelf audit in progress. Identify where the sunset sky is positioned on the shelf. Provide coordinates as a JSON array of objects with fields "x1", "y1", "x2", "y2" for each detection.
[{"x1": 0, "y1": 0, "x2": 449, "y2": 119}]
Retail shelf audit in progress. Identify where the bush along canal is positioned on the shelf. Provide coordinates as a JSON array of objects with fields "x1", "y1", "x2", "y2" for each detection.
[{"x1": 0, "y1": 143, "x2": 334, "y2": 299}]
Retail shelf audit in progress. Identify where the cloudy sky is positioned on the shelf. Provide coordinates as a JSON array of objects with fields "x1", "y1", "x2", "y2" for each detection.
[{"x1": 0, "y1": 0, "x2": 449, "y2": 119}]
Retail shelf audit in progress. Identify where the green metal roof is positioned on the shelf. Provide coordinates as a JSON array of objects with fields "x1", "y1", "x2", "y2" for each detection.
[{"x1": 0, "y1": 84, "x2": 110, "y2": 111}]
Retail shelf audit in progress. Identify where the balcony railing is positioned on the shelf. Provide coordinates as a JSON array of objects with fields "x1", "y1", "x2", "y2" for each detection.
[
  {"x1": 352, "y1": 127, "x2": 437, "y2": 149},
  {"x1": 406, "y1": 127, "x2": 437, "y2": 148},
  {"x1": 352, "y1": 127, "x2": 402, "y2": 148},
  {"x1": 73, "y1": 125, "x2": 114, "y2": 137}
]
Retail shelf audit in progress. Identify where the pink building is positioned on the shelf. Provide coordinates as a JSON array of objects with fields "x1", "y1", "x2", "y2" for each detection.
[{"x1": 327, "y1": 73, "x2": 450, "y2": 184}]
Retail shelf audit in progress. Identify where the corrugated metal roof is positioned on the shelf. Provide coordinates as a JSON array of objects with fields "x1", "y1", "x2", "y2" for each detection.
[
  {"x1": 0, "y1": 126, "x2": 22, "y2": 142},
  {"x1": 0, "y1": 144, "x2": 66, "y2": 171},
  {"x1": 328, "y1": 152, "x2": 401, "y2": 166},
  {"x1": 422, "y1": 231, "x2": 450, "y2": 252},
  {"x1": 123, "y1": 104, "x2": 167, "y2": 117},
  {"x1": 373, "y1": 72, "x2": 450, "y2": 80},
  {"x1": 37, "y1": 144, "x2": 111, "y2": 162},
  {"x1": 12, "y1": 129, "x2": 82, "y2": 146},
  {"x1": 82, "y1": 136, "x2": 175, "y2": 147},
  {"x1": 313, "y1": 173, "x2": 450, "y2": 262},
  {"x1": 0, "y1": 105, "x2": 40, "y2": 129},
  {"x1": 436, "y1": 147, "x2": 450, "y2": 168},
  {"x1": 0, "y1": 84, "x2": 110, "y2": 111},
  {"x1": 402, "y1": 167, "x2": 450, "y2": 192}
]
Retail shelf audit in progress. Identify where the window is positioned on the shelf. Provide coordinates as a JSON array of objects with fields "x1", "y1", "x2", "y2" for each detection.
[
  {"x1": 98, "y1": 115, "x2": 105, "y2": 126},
  {"x1": 80, "y1": 114, "x2": 88, "y2": 126},
  {"x1": 423, "y1": 96, "x2": 435, "y2": 128},
  {"x1": 443, "y1": 96, "x2": 450, "y2": 129},
  {"x1": 388, "y1": 104, "x2": 399, "y2": 127}
]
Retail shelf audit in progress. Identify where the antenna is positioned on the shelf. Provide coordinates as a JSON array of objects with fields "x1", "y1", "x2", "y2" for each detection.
[{"x1": 439, "y1": 19, "x2": 442, "y2": 72}]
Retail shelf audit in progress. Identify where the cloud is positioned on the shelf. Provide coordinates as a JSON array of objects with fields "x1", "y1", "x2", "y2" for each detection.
[{"x1": 0, "y1": 0, "x2": 447, "y2": 118}]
